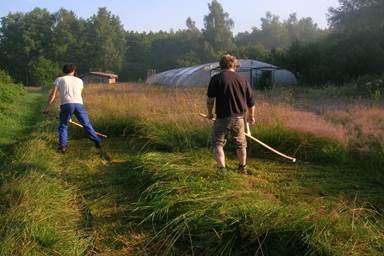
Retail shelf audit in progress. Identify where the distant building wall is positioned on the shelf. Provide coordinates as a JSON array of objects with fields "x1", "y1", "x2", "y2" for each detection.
[
  {"x1": 82, "y1": 75, "x2": 109, "y2": 84},
  {"x1": 80, "y1": 72, "x2": 118, "y2": 84}
]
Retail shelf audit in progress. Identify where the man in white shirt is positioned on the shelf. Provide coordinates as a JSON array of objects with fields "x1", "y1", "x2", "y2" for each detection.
[{"x1": 44, "y1": 64, "x2": 101, "y2": 153}]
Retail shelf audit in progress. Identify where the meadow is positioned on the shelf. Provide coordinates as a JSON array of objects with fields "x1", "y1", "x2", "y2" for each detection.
[{"x1": 0, "y1": 83, "x2": 383, "y2": 255}]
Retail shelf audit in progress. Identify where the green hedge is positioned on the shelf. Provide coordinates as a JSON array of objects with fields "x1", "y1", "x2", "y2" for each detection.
[{"x1": 0, "y1": 70, "x2": 25, "y2": 119}]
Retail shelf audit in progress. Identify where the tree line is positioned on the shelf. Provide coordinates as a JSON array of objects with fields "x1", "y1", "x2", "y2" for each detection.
[
  {"x1": 281, "y1": 0, "x2": 384, "y2": 85},
  {"x1": 0, "y1": 0, "x2": 382, "y2": 86}
]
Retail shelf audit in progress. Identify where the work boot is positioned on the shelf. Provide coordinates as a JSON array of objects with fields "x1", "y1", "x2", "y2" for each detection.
[
  {"x1": 238, "y1": 164, "x2": 248, "y2": 175},
  {"x1": 58, "y1": 145, "x2": 67, "y2": 154}
]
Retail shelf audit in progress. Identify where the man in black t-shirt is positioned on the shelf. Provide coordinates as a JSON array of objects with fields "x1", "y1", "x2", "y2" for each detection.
[{"x1": 206, "y1": 55, "x2": 256, "y2": 174}]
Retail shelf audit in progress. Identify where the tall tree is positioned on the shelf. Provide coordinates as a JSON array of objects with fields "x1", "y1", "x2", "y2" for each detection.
[
  {"x1": 236, "y1": 12, "x2": 324, "y2": 51},
  {"x1": 328, "y1": 0, "x2": 384, "y2": 32},
  {"x1": 179, "y1": 17, "x2": 203, "y2": 66},
  {"x1": 186, "y1": 17, "x2": 198, "y2": 32},
  {"x1": 0, "y1": 8, "x2": 55, "y2": 84},
  {"x1": 84, "y1": 7, "x2": 126, "y2": 72},
  {"x1": 258, "y1": 12, "x2": 290, "y2": 49},
  {"x1": 51, "y1": 9, "x2": 87, "y2": 71},
  {"x1": 121, "y1": 31, "x2": 153, "y2": 81},
  {"x1": 0, "y1": 12, "x2": 27, "y2": 82},
  {"x1": 286, "y1": 13, "x2": 325, "y2": 43},
  {"x1": 278, "y1": 0, "x2": 384, "y2": 85},
  {"x1": 203, "y1": 0, "x2": 235, "y2": 59}
]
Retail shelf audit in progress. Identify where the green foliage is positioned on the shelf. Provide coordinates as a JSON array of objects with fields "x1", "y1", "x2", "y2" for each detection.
[
  {"x1": 328, "y1": 0, "x2": 384, "y2": 32},
  {"x1": 51, "y1": 9, "x2": 88, "y2": 72},
  {"x1": 85, "y1": 8, "x2": 126, "y2": 72},
  {"x1": 30, "y1": 57, "x2": 61, "y2": 87},
  {"x1": 238, "y1": 43, "x2": 270, "y2": 61},
  {"x1": 0, "y1": 7, "x2": 126, "y2": 84},
  {"x1": 121, "y1": 31, "x2": 153, "y2": 80},
  {"x1": 354, "y1": 74, "x2": 384, "y2": 99},
  {"x1": 236, "y1": 12, "x2": 325, "y2": 50},
  {"x1": 277, "y1": 0, "x2": 384, "y2": 85},
  {"x1": 0, "y1": 70, "x2": 13, "y2": 84},
  {"x1": 0, "y1": 8, "x2": 55, "y2": 84},
  {"x1": 0, "y1": 71, "x2": 25, "y2": 119},
  {"x1": 203, "y1": 0, "x2": 236, "y2": 57},
  {"x1": 0, "y1": 84, "x2": 24, "y2": 104}
]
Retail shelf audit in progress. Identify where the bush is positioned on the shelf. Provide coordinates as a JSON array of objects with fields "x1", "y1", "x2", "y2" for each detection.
[
  {"x1": 0, "y1": 70, "x2": 25, "y2": 119},
  {"x1": 30, "y1": 57, "x2": 61, "y2": 87},
  {"x1": 0, "y1": 84, "x2": 24, "y2": 104},
  {"x1": 0, "y1": 70, "x2": 14, "y2": 84},
  {"x1": 355, "y1": 74, "x2": 384, "y2": 99}
]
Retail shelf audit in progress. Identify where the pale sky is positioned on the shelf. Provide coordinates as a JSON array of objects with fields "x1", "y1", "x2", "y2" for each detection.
[{"x1": 0, "y1": 0, "x2": 340, "y2": 34}]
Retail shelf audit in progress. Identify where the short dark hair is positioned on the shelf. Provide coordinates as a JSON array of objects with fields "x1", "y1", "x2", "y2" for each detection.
[
  {"x1": 219, "y1": 54, "x2": 237, "y2": 69},
  {"x1": 63, "y1": 64, "x2": 76, "y2": 74}
]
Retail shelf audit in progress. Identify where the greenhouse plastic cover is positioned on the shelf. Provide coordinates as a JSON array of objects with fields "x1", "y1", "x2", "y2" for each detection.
[{"x1": 146, "y1": 59, "x2": 297, "y2": 87}]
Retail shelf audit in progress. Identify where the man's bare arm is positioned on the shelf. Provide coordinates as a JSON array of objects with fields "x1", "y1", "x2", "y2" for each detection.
[{"x1": 44, "y1": 86, "x2": 58, "y2": 113}]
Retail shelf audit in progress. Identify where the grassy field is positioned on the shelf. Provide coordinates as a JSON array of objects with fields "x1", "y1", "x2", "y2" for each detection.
[{"x1": 0, "y1": 83, "x2": 383, "y2": 255}]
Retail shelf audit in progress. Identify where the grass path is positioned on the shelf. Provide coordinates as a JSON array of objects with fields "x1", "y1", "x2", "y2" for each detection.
[{"x1": 0, "y1": 89, "x2": 91, "y2": 255}]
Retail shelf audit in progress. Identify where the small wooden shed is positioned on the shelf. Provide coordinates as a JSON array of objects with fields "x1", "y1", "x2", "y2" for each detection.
[{"x1": 80, "y1": 72, "x2": 118, "y2": 84}]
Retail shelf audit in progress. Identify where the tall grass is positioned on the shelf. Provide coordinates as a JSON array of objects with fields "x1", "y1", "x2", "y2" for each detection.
[
  {"x1": 325, "y1": 106, "x2": 384, "y2": 172},
  {"x1": 83, "y1": 83, "x2": 351, "y2": 163}
]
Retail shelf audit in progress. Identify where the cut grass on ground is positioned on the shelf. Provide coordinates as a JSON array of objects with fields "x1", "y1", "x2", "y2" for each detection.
[
  {"x1": 0, "y1": 89, "x2": 90, "y2": 256},
  {"x1": 53, "y1": 136, "x2": 384, "y2": 255}
]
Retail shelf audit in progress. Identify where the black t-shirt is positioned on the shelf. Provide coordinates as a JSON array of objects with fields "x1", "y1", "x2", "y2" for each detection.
[{"x1": 207, "y1": 70, "x2": 255, "y2": 118}]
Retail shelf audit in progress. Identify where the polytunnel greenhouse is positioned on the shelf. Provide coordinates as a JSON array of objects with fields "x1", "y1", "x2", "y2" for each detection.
[{"x1": 146, "y1": 59, "x2": 297, "y2": 89}]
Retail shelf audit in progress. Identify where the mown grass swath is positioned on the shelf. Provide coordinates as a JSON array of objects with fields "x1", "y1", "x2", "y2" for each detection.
[
  {"x1": 0, "y1": 85, "x2": 91, "y2": 255},
  {"x1": 0, "y1": 139, "x2": 89, "y2": 255}
]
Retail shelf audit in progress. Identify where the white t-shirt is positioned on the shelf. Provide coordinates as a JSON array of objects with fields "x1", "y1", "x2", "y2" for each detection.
[{"x1": 54, "y1": 75, "x2": 84, "y2": 105}]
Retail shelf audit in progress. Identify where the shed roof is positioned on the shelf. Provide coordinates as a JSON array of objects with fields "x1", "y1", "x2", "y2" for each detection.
[{"x1": 81, "y1": 72, "x2": 118, "y2": 78}]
